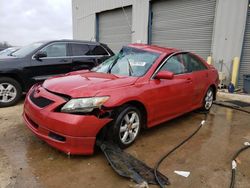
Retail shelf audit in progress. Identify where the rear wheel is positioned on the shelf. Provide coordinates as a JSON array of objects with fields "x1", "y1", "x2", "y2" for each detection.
[
  {"x1": 112, "y1": 106, "x2": 142, "y2": 148},
  {"x1": 201, "y1": 87, "x2": 214, "y2": 111},
  {"x1": 0, "y1": 77, "x2": 22, "y2": 107}
]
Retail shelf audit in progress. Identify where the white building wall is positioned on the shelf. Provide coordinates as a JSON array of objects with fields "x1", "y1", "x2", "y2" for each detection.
[
  {"x1": 72, "y1": 0, "x2": 150, "y2": 43},
  {"x1": 211, "y1": 0, "x2": 248, "y2": 82},
  {"x1": 72, "y1": 0, "x2": 249, "y2": 82}
]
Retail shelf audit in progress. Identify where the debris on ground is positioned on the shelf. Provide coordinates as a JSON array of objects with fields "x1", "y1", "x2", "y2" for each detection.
[
  {"x1": 98, "y1": 141, "x2": 170, "y2": 186},
  {"x1": 174, "y1": 170, "x2": 190, "y2": 178},
  {"x1": 129, "y1": 181, "x2": 149, "y2": 188},
  {"x1": 213, "y1": 100, "x2": 250, "y2": 114}
]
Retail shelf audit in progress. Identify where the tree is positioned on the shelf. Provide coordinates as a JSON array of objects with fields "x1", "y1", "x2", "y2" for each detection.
[{"x1": 0, "y1": 41, "x2": 12, "y2": 50}]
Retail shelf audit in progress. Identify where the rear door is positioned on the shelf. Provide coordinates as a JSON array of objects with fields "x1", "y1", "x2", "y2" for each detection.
[
  {"x1": 89, "y1": 44, "x2": 111, "y2": 65},
  {"x1": 70, "y1": 43, "x2": 98, "y2": 70},
  {"x1": 148, "y1": 53, "x2": 194, "y2": 126},
  {"x1": 182, "y1": 53, "x2": 209, "y2": 107},
  {"x1": 30, "y1": 42, "x2": 71, "y2": 82}
]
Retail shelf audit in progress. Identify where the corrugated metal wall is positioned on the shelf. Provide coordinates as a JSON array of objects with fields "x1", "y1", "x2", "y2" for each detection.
[
  {"x1": 97, "y1": 6, "x2": 132, "y2": 53},
  {"x1": 72, "y1": 0, "x2": 249, "y2": 83},
  {"x1": 150, "y1": 0, "x2": 216, "y2": 59},
  {"x1": 239, "y1": 5, "x2": 250, "y2": 87}
]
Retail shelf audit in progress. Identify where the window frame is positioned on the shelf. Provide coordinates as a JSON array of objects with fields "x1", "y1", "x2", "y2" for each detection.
[
  {"x1": 69, "y1": 42, "x2": 111, "y2": 57},
  {"x1": 151, "y1": 51, "x2": 209, "y2": 79},
  {"x1": 32, "y1": 42, "x2": 70, "y2": 60},
  {"x1": 151, "y1": 51, "x2": 189, "y2": 79},
  {"x1": 159, "y1": 53, "x2": 189, "y2": 75},
  {"x1": 70, "y1": 43, "x2": 92, "y2": 57},
  {"x1": 186, "y1": 53, "x2": 208, "y2": 72},
  {"x1": 89, "y1": 44, "x2": 109, "y2": 56}
]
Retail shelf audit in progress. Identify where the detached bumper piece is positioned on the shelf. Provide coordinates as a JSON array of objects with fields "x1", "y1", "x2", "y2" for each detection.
[{"x1": 98, "y1": 141, "x2": 170, "y2": 186}]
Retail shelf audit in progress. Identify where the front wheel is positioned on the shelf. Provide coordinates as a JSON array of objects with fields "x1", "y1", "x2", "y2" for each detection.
[
  {"x1": 201, "y1": 87, "x2": 214, "y2": 111},
  {"x1": 112, "y1": 106, "x2": 142, "y2": 148},
  {"x1": 0, "y1": 77, "x2": 22, "y2": 107}
]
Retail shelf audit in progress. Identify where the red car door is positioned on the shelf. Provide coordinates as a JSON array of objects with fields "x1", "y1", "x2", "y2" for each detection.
[
  {"x1": 146, "y1": 53, "x2": 194, "y2": 127},
  {"x1": 183, "y1": 53, "x2": 209, "y2": 107}
]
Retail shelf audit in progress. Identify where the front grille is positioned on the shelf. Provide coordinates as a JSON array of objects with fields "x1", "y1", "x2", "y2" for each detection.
[{"x1": 30, "y1": 90, "x2": 54, "y2": 108}]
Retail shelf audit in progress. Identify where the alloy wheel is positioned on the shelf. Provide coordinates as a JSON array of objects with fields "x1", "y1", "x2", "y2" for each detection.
[
  {"x1": 0, "y1": 83, "x2": 17, "y2": 103},
  {"x1": 119, "y1": 111, "x2": 140, "y2": 145},
  {"x1": 204, "y1": 89, "x2": 213, "y2": 110}
]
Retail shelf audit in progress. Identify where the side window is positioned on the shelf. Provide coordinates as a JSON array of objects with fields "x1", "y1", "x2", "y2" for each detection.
[
  {"x1": 182, "y1": 53, "x2": 207, "y2": 72},
  {"x1": 89, "y1": 45, "x2": 108, "y2": 55},
  {"x1": 160, "y1": 54, "x2": 188, "y2": 74},
  {"x1": 42, "y1": 43, "x2": 67, "y2": 57},
  {"x1": 71, "y1": 43, "x2": 91, "y2": 56}
]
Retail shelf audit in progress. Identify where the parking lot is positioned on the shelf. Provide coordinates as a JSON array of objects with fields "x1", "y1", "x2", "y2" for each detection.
[{"x1": 0, "y1": 100, "x2": 250, "y2": 188}]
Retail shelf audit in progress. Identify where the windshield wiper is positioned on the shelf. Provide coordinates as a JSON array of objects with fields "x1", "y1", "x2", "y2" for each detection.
[
  {"x1": 125, "y1": 57, "x2": 133, "y2": 76},
  {"x1": 107, "y1": 56, "x2": 119, "y2": 74}
]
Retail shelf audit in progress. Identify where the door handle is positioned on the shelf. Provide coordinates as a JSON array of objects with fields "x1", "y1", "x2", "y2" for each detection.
[
  {"x1": 186, "y1": 78, "x2": 192, "y2": 83},
  {"x1": 60, "y1": 59, "x2": 68, "y2": 63}
]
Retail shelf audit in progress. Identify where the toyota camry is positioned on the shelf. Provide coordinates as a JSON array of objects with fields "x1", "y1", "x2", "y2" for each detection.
[{"x1": 23, "y1": 44, "x2": 219, "y2": 155}]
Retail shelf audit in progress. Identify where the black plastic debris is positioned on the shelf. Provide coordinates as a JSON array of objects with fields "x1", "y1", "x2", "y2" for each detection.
[
  {"x1": 223, "y1": 100, "x2": 250, "y2": 107},
  {"x1": 213, "y1": 101, "x2": 250, "y2": 114},
  {"x1": 98, "y1": 141, "x2": 170, "y2": 186}
]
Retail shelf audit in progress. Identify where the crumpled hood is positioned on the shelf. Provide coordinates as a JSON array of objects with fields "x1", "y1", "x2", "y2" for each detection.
[{"x1": 43, "y1": 71, "x2": 138, "y2": 98}]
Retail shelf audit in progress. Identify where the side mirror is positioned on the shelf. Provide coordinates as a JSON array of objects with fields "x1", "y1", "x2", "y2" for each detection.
[
  {"x1": 155, "y1": 71, "x2": 174, "y2": 80},
  {"x1": 34, "y1": 51, "x2": 47, "y2": 60}
]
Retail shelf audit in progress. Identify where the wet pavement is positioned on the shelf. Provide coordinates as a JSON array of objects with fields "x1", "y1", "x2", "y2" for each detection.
[{"x1": 0, "y1": 101, "x2": 250, "y2": 188}]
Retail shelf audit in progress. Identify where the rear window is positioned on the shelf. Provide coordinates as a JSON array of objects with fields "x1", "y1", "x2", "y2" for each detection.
[
  {"x1": 89, "y1": 45, "x2": 108, "y2": 55},
  {"x1": 71, "y1": 43, "x2": 91, "y2": 56}
]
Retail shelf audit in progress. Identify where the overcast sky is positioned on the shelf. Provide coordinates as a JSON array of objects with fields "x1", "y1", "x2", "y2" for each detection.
[{"x1": 0, "y1": 0, "x2": 72, "y2": 46}]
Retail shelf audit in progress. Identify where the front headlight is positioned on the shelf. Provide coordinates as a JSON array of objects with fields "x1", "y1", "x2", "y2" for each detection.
[{"x1": 61, "y1": 96, "x2": 109, "y2": 113}]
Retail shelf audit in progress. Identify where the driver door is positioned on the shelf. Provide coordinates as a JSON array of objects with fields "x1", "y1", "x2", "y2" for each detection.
[
  {"x1": 29, "y1": 42, "x2": 72, "y2": 82},
  {"x1": 147, "y1": 53, "x2": 194, "y2": 126}
]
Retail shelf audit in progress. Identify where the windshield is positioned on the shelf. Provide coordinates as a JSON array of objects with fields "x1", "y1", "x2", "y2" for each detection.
[
  {"x1": 12, "y1": 42, "x2": 45, "y2": 57},
  {"x1": 92, "y1": 47, "x2": 160, "y2": 77},
  {"x1": 0, "y1": 47, "x2": 20, "y2": 56},
  {"x1": 0, "y1": 48, "x2": 13, "y2": 56}
]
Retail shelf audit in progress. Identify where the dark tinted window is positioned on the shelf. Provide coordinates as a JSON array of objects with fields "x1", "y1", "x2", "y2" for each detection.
[
  {"x1": 71, "y1": 43, "x2": 91, "y2": 56},
  {"x1": 160, "y1": 54, "x2": 188, "y2": 74},
  {"x1": 42, "y1": 43, "x2": 67, "y2": 57},
  {"x1": 89, "y1": 45, "x2": 108, "y2": 55},
  {"x1": 182, "y1": 53, "x2": 207, "y2": 72}
]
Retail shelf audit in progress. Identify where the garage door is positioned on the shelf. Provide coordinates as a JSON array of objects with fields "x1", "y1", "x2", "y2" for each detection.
[
  {"x1": 150, "y1": 0, "x2": 216, "y2": 59},
  {"x1": 97, "y1": 6, "x2": 132, "y2": 53},
  {"x1": 239, "y1": 6, "x2": 250, "y2": 88}
]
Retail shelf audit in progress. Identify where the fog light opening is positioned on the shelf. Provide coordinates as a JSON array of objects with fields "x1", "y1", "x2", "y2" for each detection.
[{"x1": 48, "y1": 132, "x2": 66, "y2": 142}]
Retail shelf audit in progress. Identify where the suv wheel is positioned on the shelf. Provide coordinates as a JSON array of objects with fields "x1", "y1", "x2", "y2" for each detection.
[
  {"x1": 112, "y1": 105, "x2": 142, "y2": 148},
  {"x1": 0, "y1": 77, "x2": 22, "y2": 107}
]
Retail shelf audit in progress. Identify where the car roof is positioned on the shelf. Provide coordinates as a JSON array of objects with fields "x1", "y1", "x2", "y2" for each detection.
[
  {"x1": 128, "y1": 43, "x2": 179, "y2": 55},
  {"x1": 37, "y1": 39, "x2": 101, "y2": 45}
]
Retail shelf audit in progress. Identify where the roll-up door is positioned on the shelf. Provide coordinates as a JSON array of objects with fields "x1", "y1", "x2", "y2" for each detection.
[
  {"x1": 150, "y1": 0, "x2": 216, "y2": 59},
  {"x1": 97, "y1": 6, "x2": 132, "y2": 53},
  {"x1": 239, "y1": 5, "x2": 250, "y2": 87}
]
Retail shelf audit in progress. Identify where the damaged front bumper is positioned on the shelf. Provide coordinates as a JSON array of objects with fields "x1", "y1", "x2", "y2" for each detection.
[{"x1": 23, "y1": 85, "x2": 112, "y2": 155}]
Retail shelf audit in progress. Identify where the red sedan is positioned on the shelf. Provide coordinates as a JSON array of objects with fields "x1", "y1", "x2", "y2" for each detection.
[{"x1": 23, "y1": 44, "x2": 219, "y2": 155}]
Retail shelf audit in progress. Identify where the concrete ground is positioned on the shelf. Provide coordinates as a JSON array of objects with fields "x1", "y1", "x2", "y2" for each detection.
[{"x1": 0, "y1": 100, "x2": 250, "y2": 188}]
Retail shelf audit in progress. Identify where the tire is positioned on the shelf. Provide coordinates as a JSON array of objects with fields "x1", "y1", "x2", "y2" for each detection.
[
  {"x1": 112, "y1": 105, "x2": 142, "y2": 148},
  {"x1": 0, "y1": 77, "x2": 22, "y2": 107},
  {"x1": 201, "y1": 87, "x2": 214, "y2": 111}
]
